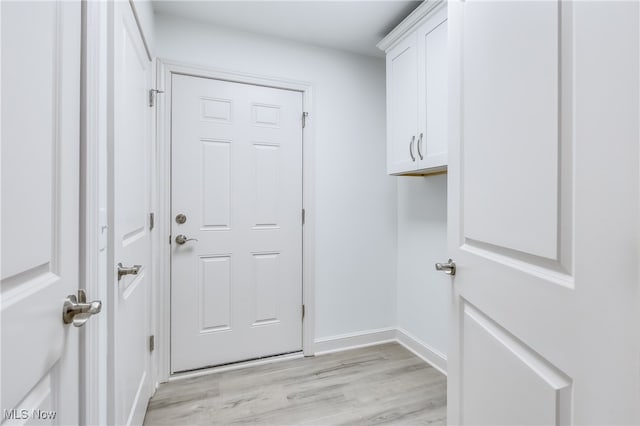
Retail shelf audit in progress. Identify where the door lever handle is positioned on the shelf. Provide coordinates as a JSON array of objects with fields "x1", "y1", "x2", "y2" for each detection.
[
  {"x1": 435, "y1": 259, "x2": 456, "y2": 276},
  {"x1": 175, "y1": 234, "x2": 198, "y2": 245},
  {"x1": 117, "y1": 263, "x2": 141, "y2": 280},
  {"x1": 63, "y1": 289, "x2": 102, "y2": 327}
]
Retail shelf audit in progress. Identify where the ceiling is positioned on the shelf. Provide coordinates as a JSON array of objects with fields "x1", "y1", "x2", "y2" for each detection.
[{"x1": 152, "y1": 1, "x2": 422, "y2": 58}]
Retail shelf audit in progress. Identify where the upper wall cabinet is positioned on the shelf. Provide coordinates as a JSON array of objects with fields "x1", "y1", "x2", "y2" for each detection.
[{"x1": 378, "y1": 2, "x2": 448, "y2": 176}]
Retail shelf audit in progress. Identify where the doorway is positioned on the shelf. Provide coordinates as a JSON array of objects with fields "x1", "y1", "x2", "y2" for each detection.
[{"x1": 168, "y1": 72, "x2": 308, "y2": 372}]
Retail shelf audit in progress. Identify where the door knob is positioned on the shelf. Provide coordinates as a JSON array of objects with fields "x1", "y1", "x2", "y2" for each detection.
[
  {"x1": 117, "y1": 263, "x2": 141, "y2": 280},
  {"x1": 435, "y1": 259, "x2": 456, "y2": 276},
  {"x1": 175, "y1": 234, "x2": 198, "y2": 245},
  {"x1": 62, "y1": 289, "x2": 102, "y2": 327}
]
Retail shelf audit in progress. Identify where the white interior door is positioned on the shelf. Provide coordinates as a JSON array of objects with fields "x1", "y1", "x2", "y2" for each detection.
[
  {"x1": 171, "y1": 74, "x2": 303, "y2": 373},
  {"x1": 447, "y1": 1, "x2": 640, "y2": 424},
  {"x1": 111, "y1": 2, "x2": 153, "y2": 424},
  {"x1": 1, "y1": 1, "x2": 82, "y2": 424}
]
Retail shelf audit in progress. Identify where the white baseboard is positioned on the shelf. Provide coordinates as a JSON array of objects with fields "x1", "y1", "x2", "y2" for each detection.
[
  {"x1": 313, "y1": 327, "x2": 397, "y2": 355},
  {"x1": 167, "y1": 328, "x2": 446, "y2": 383},
  {"x1": 314, "y1": 327, "x2": 447, "y2": 376},
  {"x1": 313, "y1": 327, "x2": 448, "y2": 376},
  {"x1": 395, "y1": 328, "x2": 447, "y2": 375}
]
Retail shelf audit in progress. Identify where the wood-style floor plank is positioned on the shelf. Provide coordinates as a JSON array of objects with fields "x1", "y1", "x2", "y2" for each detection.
[{"x1": 143, "y1": 342, "x2": 446, "y2": 425}]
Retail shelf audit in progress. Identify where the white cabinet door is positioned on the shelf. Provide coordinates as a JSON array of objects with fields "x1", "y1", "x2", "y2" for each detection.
[
  {"x1": 1, "y1": 2, "x2": 82, "y2": 424},
  {"x1": 447, "y1": 1, "x2": 640, "y2": 424},
  {"x1": 170, "y1": 75, "x2": 303, "y2": 372},
  {"x1": 387, "y1": 35, "x2": 419, "y2": 174},
  {"x1": 384, "y1": 4, "x2": 448, "y2": 176},
  {"x1": 111, "y1": 1, "x2": 154, "y2": 424},
  {"x1": 417, "y1": 12, "x2": 448, "y2": 172}
]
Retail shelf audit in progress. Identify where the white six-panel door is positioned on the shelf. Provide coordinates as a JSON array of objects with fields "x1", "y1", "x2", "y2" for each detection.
[
  {"x1": 170, "y1": 75, "x2": 303, "y2": 372},
  {"x1": 111, "y1": 2, "x2": 154, "y2": 424},
  {"x1": 447, "y1": 1, "x2": 640, "y2": 424},
  {"x1": 1, "y1": 1, "x2": 81, "y2": 424}
]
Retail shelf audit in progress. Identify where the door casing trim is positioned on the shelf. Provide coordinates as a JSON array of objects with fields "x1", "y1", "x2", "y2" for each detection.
[
  {"x1": 155, "y1": 59, "x2": 316, "y2": 382},
  {"x1": 81, "y1": 1, "x2": 110, "y2": 424}
]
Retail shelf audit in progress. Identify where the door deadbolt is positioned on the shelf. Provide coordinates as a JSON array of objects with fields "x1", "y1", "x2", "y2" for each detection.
[{"x1": 175, "y1": 213, "x2": 187, "y2": 224}]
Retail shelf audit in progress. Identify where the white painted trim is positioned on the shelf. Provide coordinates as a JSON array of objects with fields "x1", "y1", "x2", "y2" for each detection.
[
  {"x1": 80, "y1": 1, "x2": 109, "y2": 424},
  {"x1": 105, "y1": 1, "x2": 117, "y2": 422},
  {"x1": 155, "y1": 59, "x2": 171, "y2": 384},
  {"x1": 313, "y1": 328, "x2": 397, "y2": 355},
  {"x1": 148, "y1": 55, "x2": 160, "y2": 395},
  {"x1": 169, "y1": 352, "x2": 304, "y2": 382},
  {"x1": 155, "y1": 59, "x2": 316, "y2": 382},
  {"x1": 157, "y1": 325, "x2": 447, "y2": 381},
  {"x1": 312, "y1": 327, "x2": 448, "y2": 375},
  {"x1": 395, "y1": 328, "x2": 447, "y2": 375},
  {"x1": 377, "y1": 0, "x2": 446, "y2": 53}
]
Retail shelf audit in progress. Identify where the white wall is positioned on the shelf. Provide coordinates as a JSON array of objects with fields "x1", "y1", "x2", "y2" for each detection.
[
  {"x1": 154, "y1": 14, "x2": 398, "y2": 341},
  {"x1": 396, "y1": 175, "x2": 449, "y2": 358}
]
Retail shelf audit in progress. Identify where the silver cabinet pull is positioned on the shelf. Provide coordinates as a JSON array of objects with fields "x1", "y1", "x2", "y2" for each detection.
[
  {"x1": 435, "y1": 259, "x2": 456, "y2": 276},
  {"x1": 409, "y1": 135, "x2": 416, "y2": 162},
  {"x1": 175, "y1": 234, "x2": 198, "y2": 245},
  {"x1": 417, "y1": 133, "x2": 424, "y2": 160},
  {"x1": 117, "y1": 263, "x2": 141, "y2": 280},
  {"x1": 63, "y1": 290, "x2": 102, "y2": 327}
]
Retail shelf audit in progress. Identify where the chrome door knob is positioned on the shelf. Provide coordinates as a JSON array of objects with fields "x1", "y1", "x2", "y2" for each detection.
[
  {"x1": 62, "y1": 289, "x2": 102, "y2": 327},
  {"x1": 435, "y1": 259, "x2": 456, "y2": 276},
  {"x1": 175, "y1": 234, "x2": 198, "y2": 245}
]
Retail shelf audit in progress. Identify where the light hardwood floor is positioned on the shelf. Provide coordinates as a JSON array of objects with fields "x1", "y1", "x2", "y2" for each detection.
[{"x1": 143, "y1": 343, "x2": 446, "y2": 425}]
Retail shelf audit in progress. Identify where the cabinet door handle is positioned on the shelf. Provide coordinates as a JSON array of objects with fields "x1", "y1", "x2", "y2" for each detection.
[
  {"x1": 409, "y1": 136, "x2": 416, "y2": 162},
  {"x1": 417, "y1": 133, "x2": 424, "y2": 160}
]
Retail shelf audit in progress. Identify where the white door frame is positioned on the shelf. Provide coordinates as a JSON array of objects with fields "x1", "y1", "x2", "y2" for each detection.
[
  {"x1": 80, "y1": 1, "x2": 109, "y2": 424},
  {"x1": 82, "y1": 1, "x2": 157, "y2": 422},
  {"x1": 155, "y1": 59, "x2": 316, "y2": 381}
]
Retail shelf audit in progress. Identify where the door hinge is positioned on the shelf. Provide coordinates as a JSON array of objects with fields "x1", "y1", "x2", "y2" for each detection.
[
  {"x1": 149, "y1": 335, "x2": 155, "y2": 352},
  {"x1": 302, "y1": 111, "x2": 309, "y2": 128},
  {"x1": 302, "y1": 208, "x2": 305, "y2": 225},
  {"x1": 149, "y1": 88, "x2": 164, "y2": 107},
  {"x1": 302, "y1": 304, "x2": 305, "y2": 320},
  {"x1": 149, "y1": 212, "x2": 155, "y2": 231},
  {"x1": 169, "y1": 235, "x2": 172, "y2": 244}
]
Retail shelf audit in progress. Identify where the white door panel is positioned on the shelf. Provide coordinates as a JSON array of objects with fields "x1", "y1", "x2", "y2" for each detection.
[
  {"x1": 420, "y1": 18, "x2": 448, "y2": 169},
  {"x1": 448, "y1": 1, "x2": 639, "y2": 424},
  {"x1": 111, "y1": 2, "x2": 153, "y2": 424},
  {"x1": 387, "y1": 35, "x2": 419, "y2": 174},
  {"x1": 171, "y1": 75, "x2": 303, "y2": 372},
  {"x1": 462, "y1": 1, "x2": 559, "y2": 260},
  {"x1": 1, "y1": 1, "x2": 81, "y2": 424}
]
